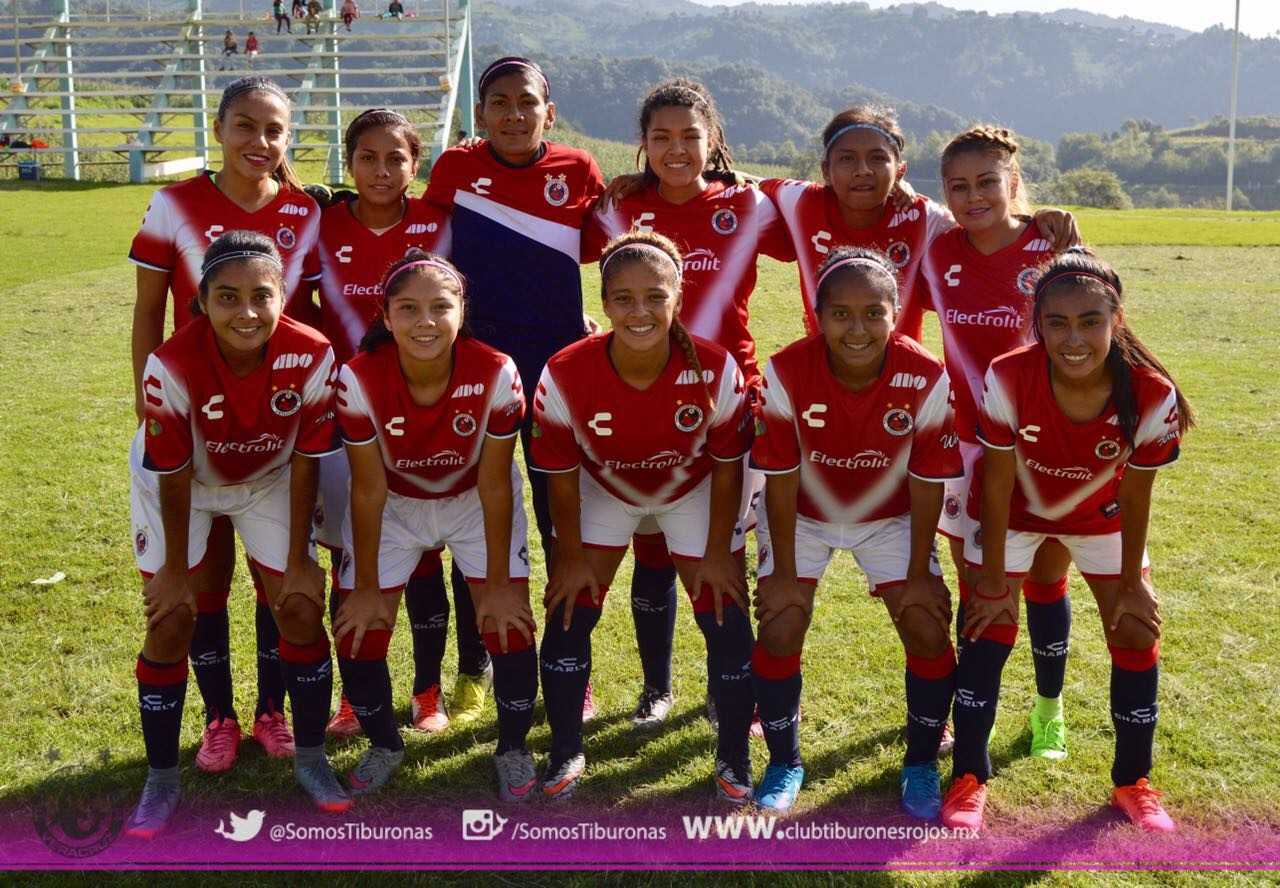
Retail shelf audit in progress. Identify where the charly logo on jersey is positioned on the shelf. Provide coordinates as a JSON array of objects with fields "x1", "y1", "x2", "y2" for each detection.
[
  {"x1": 452, "y1": 412, "x2": 478, "y2": 437},
  {"x1": 683, "y1": 248, "x2": 722, "y2": 273},
  {"x1": 1094, "y1": 439, "x2": 1122, "y2": 460},
  {"x1": 270, "y1": 387, "x2": 302, "y2": 417},
  {"x1": 882, "y1": 407, "x2": 914, "y2": 436},
  {"x1": 201, "y1": 394, "x2": 225, "y2": 421},
  {"x1": 279, "y1": 203, "x2": 309, "y2": 217},
  {"x1": 801, "y1": 403, "x2": 827, "y2": 428},
  {"x1": 385, "y1": 416, "x2": 405, "y2": 437},
  {"x1": 470, "y1": 177, "x2": 492, "y2": 195},
  {"x1": 206, "y1": 432, "x2": 286, "y2": 455},
  {"x1": 676, "y1": 368, "x2": 715, "y2": 385},
  {"x1": 944, "y1": 264, "x2": 962, "y2": 287},
  {"x1": 886, "y1": 241, "x2": 910, "y2": 268},
  {"x1": 204, "y1": 224, "x2": 225, "y2": 242},
  {"x1": 710, "y1": 208, "x2": 738, "y2": 235},
  {"x1": 1016, "y1": 266, "x2": 1041, "y2": 295},
  {"x1": 943, "y1": 305, "x2": 1022, "y2": 329},
  {"x1": 1018, "y1": 424, "x2": 1041, "y2": 443},
  {"x1": 943, "y1": 493, "x2": 961, "y2": 520},
  {"x1": 811, "y1": 230, "x2": 832, "y2": 255},
  {"x1": 809, "y1": 448, "x2": 891, "y2": 470},
  {"x1": 335, "y1": 245, "x2": 353, "y2": 264},
  {"x1": 543, "y1": 173, "x2": 570, "y2": 207},
  {"x1": 674, "y1": 403, "x2": 704, "y2": 432},
  {"x1": 275, "y1": 227, "x2": 296, "y2": 250}
]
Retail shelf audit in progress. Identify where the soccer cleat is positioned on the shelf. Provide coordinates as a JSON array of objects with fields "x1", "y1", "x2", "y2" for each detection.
[
  {"x1": 494, "y1": 749, "x2": 537, "y2": 803},
  {"x1": 252, "y1": 710, "x2": 296, "y2": 758},
  {"x1": 449, "y1": 664, "x2": 493, "y2": 727},
  {"x1": 124, "y1": 774, "x2": 180, "y2": 840},
  {"x1": 1112, "y1": 778, "x2": 1176, "y2": 832},
  {"x1": 326, "y1": 695, "x2": 362, "y2": 738},
  {"x1": 901, "y1": 761, "x2": 943, "y2": 820},
  {"x1": 1029, "y1": 705, "x2": 1068, "y2": 761},
  {"x1": 714, "y1": 758, "x2": 754, "y2": 806},
  {"x1": 195, "y1": 717, "x2": 241, "y2": 773},
  {"x1": 295, "y1": 751, "x2": 353, "y2": 813},
  {"x1": 938, "y1": 722, "x2": 955, "y2": 756},
  {"x1": 410, "y1": 684, "x2": 449, "y2": 733},
  {"x1": 542, "y1": 753, "x2": 586, "y2": 801},
  {"x1": 756, "y1": 763, "x2": 803, "y2": 813},
  {"x1": 581, "y1": 680, "x2": 597, "y2": 722},
  {"x1": 347, "y1": 746, "x2": 405, "y2": 795},
  {"x1": 631, "y1": 686, "x2": 674, "y2": 729},
  {"x1": 941, "y1": 773, "x2": 988, "y2": 831}
]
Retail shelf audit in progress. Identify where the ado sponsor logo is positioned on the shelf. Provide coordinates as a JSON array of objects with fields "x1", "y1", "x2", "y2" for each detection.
[{"x1": 272, "y1": 352, "x2": 314, "y2": 371}]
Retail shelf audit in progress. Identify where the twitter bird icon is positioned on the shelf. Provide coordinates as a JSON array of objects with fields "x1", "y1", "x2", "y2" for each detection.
[{"x1": 215, "y1": 810, "x2": 266, "y2": 842}]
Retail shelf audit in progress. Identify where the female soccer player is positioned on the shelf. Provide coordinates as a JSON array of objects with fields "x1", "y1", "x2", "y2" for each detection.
[
  {"x1": 588, "y1": 78, "x2": 795, "y2": 727},
  {"x1": 919, "y1": 126, "x2": 1075, "y2": 760},
  {"x1": 941, "y1": 249, "x2": 1193, "y2": 833},
  {"x1": 530, "y1": 232, "x2": 755, "y2": 802},
  {"x1": 334, "y1": 250, "x2": 539, "y2": 801},
  {"x1": 128, "y1": 75, "x2": 321, "y2": 774},
  {"x1": 312, "y1": 109, "x2": 491, "y2": 737},
  {"x1": 752, "y1": 246, "x2": 961, "y2": 816},
  {"x1": 126, "y1": 231, "x2": 344, "y2": 838}
]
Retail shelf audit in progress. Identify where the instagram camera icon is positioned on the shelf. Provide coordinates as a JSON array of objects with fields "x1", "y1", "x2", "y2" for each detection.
[{"x1": 462, "y1": 809, "x2": 508, "y2": 841}]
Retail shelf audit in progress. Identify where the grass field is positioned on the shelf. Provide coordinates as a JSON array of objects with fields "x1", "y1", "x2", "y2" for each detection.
[{"x1": 1, "y1": 180, "x2": 1278, "y2": 884}]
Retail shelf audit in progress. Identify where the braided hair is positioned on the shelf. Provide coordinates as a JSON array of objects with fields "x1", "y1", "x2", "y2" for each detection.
[
  {"x1": 636, "y1": 78, "x2": 736, "y2": 186},
  {"x1": 598, "y1": 231, "x2": 715, "y2": 411},
  {"x1": 216, "y1": 76, "x2": 304, "y2": 192},
  {"x1": 1031, "y1": 247, "x2": 1195, "y2": 447},
  {"x1": 359, "y1": 249, "x2": 471, "y2": 353},
  {"x1": 940, "y1": 125, "x2": 1030, "y2": 216}
]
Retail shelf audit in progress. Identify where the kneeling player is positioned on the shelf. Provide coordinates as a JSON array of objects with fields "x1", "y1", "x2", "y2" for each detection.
[
  {"x1": 127, "y1": 231, "x2": 346, "y2": 837},
  {"x1": 942, "y1": 249, "x2": 1193, "y2": 832},
  {"x1": 334, "y1": 250, "x2": 538, "y2": 800},
  {"x1": 531, "y1": 232, "x2": 756, "y2": 802},
  {"x1": 751, "y1": 247, "x2": 962, "y2": 815}
]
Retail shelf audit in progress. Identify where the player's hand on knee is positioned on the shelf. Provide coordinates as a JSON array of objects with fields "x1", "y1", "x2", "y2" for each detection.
[
  {"x1": 753, "y1": 572, "x2": 813, "y2": 628},
  {"x1": 545, "y1": 552, "x2": 598, "y2": 630},
  {"x1": 695, "y1": 549, "x2": 747, "y2": 627},
  {"x1": 893, "y1": 572, "x2": 951, "y2": 635},
  {"x1": 1110, "y1": 573, "x2": 1162, "y2": 641},
  {"x1": 962, "y1": 571, "x2": 1015, "y2": 642},
  {"x1": 143, "y1": 565, "x2": 196, "y2": 629},
  {"x1": 280, "y1": 556, "x2": 326, "y2": 612},
  {"x1": 334, "y1": 586, "x2": 392, "y2": 658},
  {"x1": 475, "y1": 580, "x2": 535, "y2": 653}
]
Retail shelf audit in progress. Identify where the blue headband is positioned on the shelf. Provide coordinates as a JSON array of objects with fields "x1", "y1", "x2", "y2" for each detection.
[{"x1": 823, "y1": 122, "x2": 898, "y2": 156}]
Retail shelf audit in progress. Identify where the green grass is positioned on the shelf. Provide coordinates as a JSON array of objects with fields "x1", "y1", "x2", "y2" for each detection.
[{"x1": 0, "y1": 187, "x2": 1277, "y2": 882}]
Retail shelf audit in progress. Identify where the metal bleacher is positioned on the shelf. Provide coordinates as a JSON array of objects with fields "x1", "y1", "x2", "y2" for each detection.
[{"x1": 0, "y1": 0, "x2": 474, "y2": 181}]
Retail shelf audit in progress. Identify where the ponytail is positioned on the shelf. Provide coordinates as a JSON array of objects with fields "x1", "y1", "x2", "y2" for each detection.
[{"x1": 670, "y1": 316, "x2": 715, "y2": 413}]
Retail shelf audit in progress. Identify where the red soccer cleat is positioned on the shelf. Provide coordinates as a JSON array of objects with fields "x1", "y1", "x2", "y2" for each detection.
[
  {"x1": 195, "y1": 717, "x2": 241, "y2": 773},
  {"x1": 941, "y1": 773, "x2": 988, "y2": 831},
  {"x1": 1112, "y1": 778, "x2": 1176, "y2": 832}
]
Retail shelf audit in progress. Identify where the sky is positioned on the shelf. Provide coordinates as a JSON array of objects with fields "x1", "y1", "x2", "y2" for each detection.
[{"x1": 691, "y1": 0, "x2": 1279, "y2": 39}]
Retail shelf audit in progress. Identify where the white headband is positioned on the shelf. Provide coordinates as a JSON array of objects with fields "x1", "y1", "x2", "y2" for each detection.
[
  {"x1": 201, "y1": 249, "x2": 283, "y2": 278},
  {"x1": 815, "y1": 256, "x2": 899, "y2": 306},
  {"x1": 600, "y1": 242, "x2": 682, "y2": 281},
  {"x1": 823, "y1": 122, "x2": 899, "y2": 156}
]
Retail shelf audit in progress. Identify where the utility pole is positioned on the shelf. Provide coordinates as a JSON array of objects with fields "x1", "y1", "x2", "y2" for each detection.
[{"x1": 1226, "y1": 0, "x2": 1241, "y2": 211}]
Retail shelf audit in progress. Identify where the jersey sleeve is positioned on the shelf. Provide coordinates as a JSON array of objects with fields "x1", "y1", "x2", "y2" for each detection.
[
  {"x1": 706, "y1": 353, "x2": 752, "y2": 462},
  {"x1": 582, "y1": 204, "x2": 626, "y2": 264},
  {"x1": 922, "y1": 197, "x2": 955, "y2": 248},
  {"x1": 300, "y1": 210, "x2": 322, "y2": 283},
  {"x1": 975, "y1": 364, "x2": 1018, "y2": 450},
  {"x1": 908, "y1": 371, "x2": 963, "y2": 481},
  {"x1": 335, "y1": 364, "x2": 378, "y2": 446},
  {"x1": 295, "y1": 347, "x2": 340, "y2": 457},
  {"x1": 753, "y1": 189, "x2": 797, "y2": 263},
  {"x1": 485, "y1": 356, "x2": 526, "y2": 439},
  {"x1": 750, "y1": 359, "x2": 801, "y2": 474},
  {"x1": 529, "y1": 366, "x2": 580, "y2": 473},
  {"x1": 141, "y1": 353, "x2": 193, "y2": 473},
  {"x1": 423, "y1": 150, "x2": 460, "y2": 210},
  {"x1": 128, "y1": 189, "x2": 177, "y2": 272},
  {"x1": 1128, "y1": 384, "x2": 1181, "y2": 470}
]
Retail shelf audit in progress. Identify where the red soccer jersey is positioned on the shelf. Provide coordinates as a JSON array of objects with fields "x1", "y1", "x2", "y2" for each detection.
[
  {"x1": 129, "y1": 172, "x2": 322, "y2": 331},
  {"x1": 759, "y1": 179, "x2": 953, "y2": 340},
  {"x1": 315, "y1": 197, "x2": 452, "y2": 364},
  {"x1": 530, "y1": 334, "x2": 751, "y2": 507},
  {"x1": 753, "y1": 333, "x2": 961, "y2": 525},
  {"x1": 587, "y1": 181, "x2": 795, "y2": 387},
  {"x1": 915, "y1": 223, "x2": 1055, "y2": 442},
  {"x1": 336, "y1": 337, "x2": 525, "y2": 500},
  {"x1": 973, "y1": 344, "x2": 1182, "y2": 536},
  {"x1": 142, "y1": 315, "x2": 338, "y2": 485}
]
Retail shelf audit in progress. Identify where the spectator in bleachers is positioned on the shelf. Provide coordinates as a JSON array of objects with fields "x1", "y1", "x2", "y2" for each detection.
[
  {"x1": 292, "y1": 0, "x2": 305, "y2": 18},
  {"x1": 341, "y1": 0, "x2": 359, "y2": 30},
  {"x1": 384, "y1": 0, "x2": 404, "y2": 19},
  {"x1": 245, "y1": 31, "x2": 260, "y2": 64},
  {"x1": 273, "y1": 0, "x2": 291, "y2": 33},
  {"x1": 219, "y1": 30, "x2": 238, "y2": 70},
  {"x1": 305, "y1": 0, "x2": 322, "y2": 33}
]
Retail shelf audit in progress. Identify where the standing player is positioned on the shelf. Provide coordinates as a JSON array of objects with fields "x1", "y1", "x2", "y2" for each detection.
[
  {"x1": 941, "y1": 249, "x2": 1193, "y2": 832},
  {"x1": 918, "y1": 127, "x2": 1075, "y2": 760},
  {"x1": 751, "y1": 247, "x2": 961, "y2": 816},
  {"x1": 333, "y1": 250, "x2": 539, "y2": 800},
  {"x1": 128, "y1": 76, "x2": 321, "y2": 773},
  {"x1": 312, "y1": 108, "x2": 492, "y2": 737},
  {"x1": 588, "y1": 78, "x2": 795, "y2": 727},
  {"x1": 126, "y1": 231, "x2": 345, "y2": 838},
  {"x1": 530, "y1": 232, "x2": 756, "y2": 802}
]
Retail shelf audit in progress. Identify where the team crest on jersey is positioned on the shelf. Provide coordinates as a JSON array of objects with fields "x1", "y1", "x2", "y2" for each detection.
[
  {"x1": 134, "y1": 528, "x2": 148, "y2": 555},
  {"x1": 270, "y1": 387, "x2": 302, "y2": 417},
  {"x1": 886, "y1": 241, "x2": 910, "y2": 268},
  {"x1": 1095, "y1": 439, "x2": 1121, "y2": 460},
  {"x1": 944, "y1": 494, "x2": 961, "y2": 520},
  {"x1": 882, "y1": 407, "x2": 914, "y2": 436},
  {"x1": 543, "y1": 174, "x2": 570, "y2": 207},
  {"x1": 275, "y1": 226, "x2": 296, "y2": 250},
  {"x1": 674, "y1": 403, "x2": 704, "y2": 433},
  {"x1": 711, "y1": 208, "x2": 738, "y2": 235},
  {"x1": 452, "y1": 412, "x2": 478, "y2": 437},
  {"x1": 1016, "y1": 266, "x2": 1041, "y2": 296}
]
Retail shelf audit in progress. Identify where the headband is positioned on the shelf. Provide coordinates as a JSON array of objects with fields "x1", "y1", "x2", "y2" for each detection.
[
  {"x1": 383, "y1": 258, "x2": 465, "y2": 295},
  {"x1": 478, "y1": 58, "x2": 549, "y2": 97},
  {"x1": 823, "y1": 122, "x2": 899, "y2": 156},
  {"x1": 201, "y1": 249, "x2": 283, "y2": 278},
  {"x1": 1037, "y1": 269, "x2": 1119, "y2": 298},
  {"x1": 600, "y1": 242, "x2": 682, "y2": 281},
  {"x1": 815, "y1": 256, "x2": 898, "y2": 299}
]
